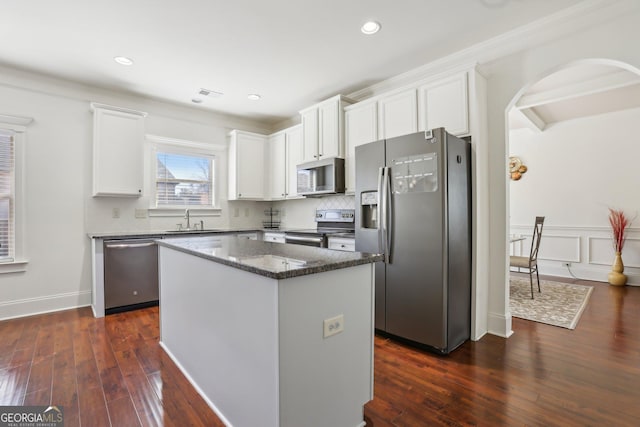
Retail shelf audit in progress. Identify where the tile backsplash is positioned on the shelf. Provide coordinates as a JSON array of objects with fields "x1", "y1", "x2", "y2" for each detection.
[
  {"x1": 274, "y1": 195, "x2": 355, "y2": 228},
  {"x1": 317, "y1": 195, "x2": 355, "y2": 210}
]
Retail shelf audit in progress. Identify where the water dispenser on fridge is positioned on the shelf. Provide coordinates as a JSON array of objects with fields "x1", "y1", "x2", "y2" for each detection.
[{"x1": 360, "y1": 191, "x2": 379, "y2": 229}]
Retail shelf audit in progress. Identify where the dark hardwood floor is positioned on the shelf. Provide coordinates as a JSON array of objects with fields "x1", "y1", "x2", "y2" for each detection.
[{"x1": 0, "y1": 276, "x2": 638, "y2": 426}]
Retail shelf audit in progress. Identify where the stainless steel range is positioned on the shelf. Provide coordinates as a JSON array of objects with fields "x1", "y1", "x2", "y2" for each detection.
[{"x1": 284, "y1": 209, "x2": 355, "y2": 248}]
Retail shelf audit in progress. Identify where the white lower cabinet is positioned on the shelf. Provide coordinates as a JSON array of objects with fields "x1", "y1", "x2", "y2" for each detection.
[
  {"x1": 263, "y1": 232, "x2": 286, "y2": 243},
  {"x1": 237, "y1": 232, "x2": 259, "y2": 240},
  {"x1": 328, "y1": 236, "x2": 356, "y2": 252}
]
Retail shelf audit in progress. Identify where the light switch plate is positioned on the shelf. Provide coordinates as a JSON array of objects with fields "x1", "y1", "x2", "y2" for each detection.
[
  {"x1": 135, "y1": 208, "x2": 147, "y2": 219},
  {"x1": 112, "y1": 208, "x2": 120, "y2": 219}
]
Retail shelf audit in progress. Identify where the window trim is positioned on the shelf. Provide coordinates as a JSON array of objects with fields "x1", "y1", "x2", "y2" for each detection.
[
  {"x1": 145, "y1": 134, "x2": 223, "y2": 217},
  {"x1": 0, "y1": 114, "x2": 33, "y2": 274}
]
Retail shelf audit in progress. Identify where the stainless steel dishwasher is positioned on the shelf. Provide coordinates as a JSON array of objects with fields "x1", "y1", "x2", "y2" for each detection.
[{"x1": 104, "y1": 238, "x2": 159, "y2": 314}]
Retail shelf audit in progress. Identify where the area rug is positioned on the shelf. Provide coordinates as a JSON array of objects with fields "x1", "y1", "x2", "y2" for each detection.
[{"x1": 510, "y1": 277, "x2": 593, "y2": 329}]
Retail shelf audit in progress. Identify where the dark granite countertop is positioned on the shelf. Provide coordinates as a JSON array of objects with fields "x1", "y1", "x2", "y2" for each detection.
[
  {"x1": 88, "y1": 228, "x2": 260, "y2": 239},
  {"x1": 156, "y1": 235, "x2": 382, "y2": 280}
]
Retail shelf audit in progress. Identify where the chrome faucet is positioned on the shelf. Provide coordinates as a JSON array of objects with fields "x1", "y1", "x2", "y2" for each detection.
[{"x1": 185, "y1": 209, "x2": 190, "y2": 229}]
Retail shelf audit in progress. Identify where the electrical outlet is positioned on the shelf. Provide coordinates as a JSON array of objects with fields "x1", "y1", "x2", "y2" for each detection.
[
  {"x1": 562, "y1": 262, "x2": 572, "y2": 268},
  {"x1": 244, "y1": 207, "x2": 250, "y2": 217},
  {"x1": 233, "y1": 207, "x2": 239, "y2": 217},
  {"x1": 112, "y1": 208, "x2": 120, "y2": 219},
  {"x1": 323, "y1": 314, "x2": 344, "y2": 338},
  {"x1": 135, "y1": 208, "x2": 147, "y2": 219}
]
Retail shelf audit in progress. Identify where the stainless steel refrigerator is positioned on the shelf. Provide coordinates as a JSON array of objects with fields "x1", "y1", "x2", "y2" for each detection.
[{"x1": 355, "y1": 128, "x2": 471, "y2": 354}]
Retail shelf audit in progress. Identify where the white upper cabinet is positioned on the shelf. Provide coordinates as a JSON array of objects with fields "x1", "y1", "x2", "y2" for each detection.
[
  {"x1": 228, "y1": 130, "x2": 266, "y2": 200},
  {"x1": 268, "y1": 132, "x2": 287, "y2": 200},
  {"x1": 265, "y1": 125, "x2": 302, "y2": 201},
  {"x1": 418, "y1": 72, "x2": 469, "y2": 136},
  {"x1": 285, "y1": 125, "x2": 303, "y2": 199},
  {"x1": 345, "y1": 101, "x2": 378, "y2": 193},
  {"x1": 377, "y1": 89, "x2": 418, "y2": 140},
  {"x1": 300, "y1": 107, "x2": 319, "y2": 163},
  {"x1": 91, "y1": 103, "x2": 147, "y2": 197},
  {"x1": 300, "y1": 95, "x2": 352, "y2": 163}
]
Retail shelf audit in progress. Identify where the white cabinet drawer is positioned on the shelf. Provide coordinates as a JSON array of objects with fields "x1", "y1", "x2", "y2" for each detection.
[
  {"x1": 263, "y1": 232, "x2": 286, "y2": 243},
  {"x1": 328, "y1": 237, "x2": 356, "y2": 252}
]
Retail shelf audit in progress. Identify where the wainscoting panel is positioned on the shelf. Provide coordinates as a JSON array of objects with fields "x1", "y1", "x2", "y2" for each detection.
[
  {"x1": 510, "y1": 225, "x2": 640, "y2": 286},
  {"x1": 509, "y1": 232, "x2": 580, "y2": 263},
  {"x1": 539, "y1": 235, "x2": 581, "y2": 263},
  {"x1": 589, "y1": 236, "x2": 640, "y2": 268}
]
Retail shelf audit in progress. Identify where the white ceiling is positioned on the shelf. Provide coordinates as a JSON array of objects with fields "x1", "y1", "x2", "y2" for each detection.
[{"x1": 1, "y1": 0, "x2": 585, "y2": 125}]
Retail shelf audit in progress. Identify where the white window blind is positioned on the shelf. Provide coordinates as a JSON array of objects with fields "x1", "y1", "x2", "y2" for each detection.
[
  {"x1": 156, "y1": 151, "x2": 214, "y2": 207},
  {"x1": 0, "y1": 130, "x2": 15, "y2": 262}
]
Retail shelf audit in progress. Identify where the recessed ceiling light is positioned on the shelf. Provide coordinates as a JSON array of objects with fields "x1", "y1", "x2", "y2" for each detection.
[
  {"x1": 361, "y1": 21, "x2": 381, "y2": 35},
  {"x1": 113, "y1": 56, "x2": 134, "y2": 66},
  {"x1": 191, "y1": 98, "x2": 203, "y2": 104},
  {"x1": 247, "y1": 94, "x2": 261, "y2": 101}
]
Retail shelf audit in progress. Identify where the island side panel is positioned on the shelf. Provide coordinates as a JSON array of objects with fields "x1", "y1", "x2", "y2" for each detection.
[
  {"x1": 159, "y1": 246, "x2": 280, "y2": 427},
  {"x1": 278, "y1": 263, "x2": 374, "y2": 427},
  {"x1": 91, "y1": 238, "x2": 105, "y2": 318}
]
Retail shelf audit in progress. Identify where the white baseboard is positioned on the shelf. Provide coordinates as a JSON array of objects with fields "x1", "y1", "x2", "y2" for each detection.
[
  {"x1": 0, "y1": 290, "x2": 92, "y2": 321},
  {"x1": 539, "y1": 264, "x2": 640, "y2": 286},
  {"x1": 159, "y1": 341, "x2": 233, "y2": 427},
  {"x1": 487, "y1": 311, "x2": 513, "y2": 338}
]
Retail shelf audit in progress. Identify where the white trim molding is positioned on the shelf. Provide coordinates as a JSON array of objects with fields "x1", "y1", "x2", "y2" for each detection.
[{"x1": 0, "y1": 290, "x2": 92, "y2": 321}]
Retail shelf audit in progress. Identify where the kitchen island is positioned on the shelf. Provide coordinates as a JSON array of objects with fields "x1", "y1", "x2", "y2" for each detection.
[{"x1": 156, "y1": 235, "x2": 381, "y2": 427}]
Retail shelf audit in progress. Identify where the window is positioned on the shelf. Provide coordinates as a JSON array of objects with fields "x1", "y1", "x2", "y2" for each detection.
[
  {"x1": 155, "y1": 151, "x2": 214, "y2": 207},
  {"x1": 0, "y1": 115, "x2": 31, "y2": 272},
  {"x1": 0, "y1": 130, "x2": 14, "y2": 262},
  {"x1": 147, "y1": 135, "x2": 222, "y2": 213}
]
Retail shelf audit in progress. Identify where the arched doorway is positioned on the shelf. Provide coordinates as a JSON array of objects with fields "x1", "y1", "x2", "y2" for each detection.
[{"x1": 504, "y1": 59, "x2": 640, "y2": 322}]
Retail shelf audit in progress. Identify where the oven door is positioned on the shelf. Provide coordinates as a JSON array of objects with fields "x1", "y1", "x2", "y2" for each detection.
[{"x1": 284, "y1": 233, "x2": 326, "y2": 248}]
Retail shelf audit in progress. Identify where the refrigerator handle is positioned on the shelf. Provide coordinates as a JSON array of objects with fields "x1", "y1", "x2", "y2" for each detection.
[
  {"x1": 385, "y1": 167, "x2": 393, "y2": 263},
  {"x1": 378, "y1": 166, "x2": 385, "y2": 258}
]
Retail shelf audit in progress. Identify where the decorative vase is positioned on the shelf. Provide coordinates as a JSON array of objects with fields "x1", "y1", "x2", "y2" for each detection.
[{"x1": 608, "y1": 251, "x2": 627, "y2": 286}]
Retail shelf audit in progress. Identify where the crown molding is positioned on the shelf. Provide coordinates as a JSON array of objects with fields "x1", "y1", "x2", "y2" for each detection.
[{"x1": 347, "y1": 0, "x2": 637, "y2": 102}]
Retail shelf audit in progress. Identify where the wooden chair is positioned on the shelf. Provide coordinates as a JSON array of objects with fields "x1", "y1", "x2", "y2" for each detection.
[{"x1": 510, "y1": 216, "x2": 545, "y2": 299}]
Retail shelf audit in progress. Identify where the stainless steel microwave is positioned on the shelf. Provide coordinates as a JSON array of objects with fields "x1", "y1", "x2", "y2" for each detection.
[{"x1": 296, "y1": 157, "x2": 345, "y2": 196}]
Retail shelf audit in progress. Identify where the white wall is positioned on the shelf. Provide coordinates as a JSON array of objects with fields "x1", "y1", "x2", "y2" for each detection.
[
  {"x1": 0, "y1": 65, "x2": 269, "y2": 319},
  {"x1": 509, "y1": 107, "x2": 640, "y2": 284}
]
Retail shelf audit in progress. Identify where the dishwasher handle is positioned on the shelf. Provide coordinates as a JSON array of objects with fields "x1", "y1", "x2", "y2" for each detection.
[{"x1": 105, "y1": 242, "x2": 156, "y2": 249}]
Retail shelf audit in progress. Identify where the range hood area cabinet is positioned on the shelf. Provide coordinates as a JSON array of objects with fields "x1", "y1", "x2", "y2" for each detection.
[
  {"x1": 91, "y1": 103, "x2": 147, "y2": 197},
  {"x1": 299, "y1": 95, "x2": 353, "y2": 163},
  {"x1": 228, "y1": 130, "x2": 267, "y2": 200},
  {"x1": 267, "y1": 125, "x2": 303, "y2": 200}
]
